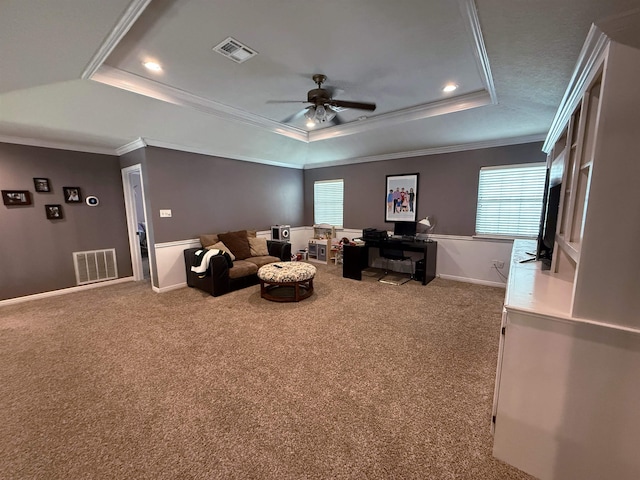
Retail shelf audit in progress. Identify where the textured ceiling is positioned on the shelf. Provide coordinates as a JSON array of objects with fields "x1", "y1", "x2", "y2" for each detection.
[{"x1": 1, "y1": 0, "x2": 639, "y2": 168}]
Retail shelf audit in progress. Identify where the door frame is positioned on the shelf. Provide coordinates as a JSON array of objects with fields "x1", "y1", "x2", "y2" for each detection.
[{"x1": 122, "y1": 164, "x2": 152, "y2": 282}]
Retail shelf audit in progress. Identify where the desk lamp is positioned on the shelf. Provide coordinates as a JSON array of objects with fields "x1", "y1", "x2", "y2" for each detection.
[{"x1": 417, "y1": 217, "x2": 435, "y2": 241}]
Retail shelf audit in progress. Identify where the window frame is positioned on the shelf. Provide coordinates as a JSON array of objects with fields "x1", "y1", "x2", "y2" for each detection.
[
  {"x1": 475, "y1": 162, "x2": 547, "y2": 239},
  {"x1": 313, "y1": 179, "x2": 344, "y2": 227}
]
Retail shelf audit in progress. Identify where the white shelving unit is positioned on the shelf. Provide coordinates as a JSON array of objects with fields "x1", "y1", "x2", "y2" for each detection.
[{"x1": 492, "y1": 20, "x2": 640, "y2": 480}]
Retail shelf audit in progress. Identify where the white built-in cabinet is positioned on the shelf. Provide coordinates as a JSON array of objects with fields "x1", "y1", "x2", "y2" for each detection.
[
  {"x1": 544, "y1": 34, "x2": 640, "y2": 327},
  {"x1": 492, "y1": 22, "x2": 640, "y2": 480}
]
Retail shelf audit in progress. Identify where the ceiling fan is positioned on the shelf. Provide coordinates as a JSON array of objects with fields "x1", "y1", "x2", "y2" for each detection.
[{"x1": 272, "y1": 74, "x2": 376, "y2": 127}]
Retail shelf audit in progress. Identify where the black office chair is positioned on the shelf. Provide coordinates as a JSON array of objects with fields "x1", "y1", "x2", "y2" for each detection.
[{"x1": 378, "y1": 244, "x2": 414, "y2": 285}]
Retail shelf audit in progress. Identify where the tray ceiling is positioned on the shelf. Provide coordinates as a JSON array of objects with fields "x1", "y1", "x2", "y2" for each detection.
[{"x1": 1, "y1": 0, "x2": 638, "y2": 167}]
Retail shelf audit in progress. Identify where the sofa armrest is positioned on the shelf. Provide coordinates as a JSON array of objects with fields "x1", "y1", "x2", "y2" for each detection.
[
  {"x1": 209, "y1": 254, "x2": 232, "y2": 296},
  {"x1": 267, "y1": 240, "x2": 291, "y2": 261},
  {"x1": 184, "y1": 248, "x2": 202, "y2": 287},
  {"x1": 184, "y1": 247, "x2": 232, "y2": 296}
]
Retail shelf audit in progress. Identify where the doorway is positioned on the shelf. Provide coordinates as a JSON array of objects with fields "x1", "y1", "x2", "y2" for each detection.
[{"x1": 122, "y1": 164, "x2": 151, "y2": 281}]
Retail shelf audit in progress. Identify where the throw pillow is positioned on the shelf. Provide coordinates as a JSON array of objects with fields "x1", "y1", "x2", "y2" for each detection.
[
  {"x1": 206, "y1": 241, "x2": 236, "y2": 261},
  {"x1": 246, "y1": 230, "x2": 257, "y2": 238},
  {"x1": 248, "y1": 236, "x2": 269, "y2": 256},
  {"x1": 218, "y1": 230, "x2": 251, "y2": 260},
  {"x1": 200, "y1": 233, "x2": 219, "y2": 248}
]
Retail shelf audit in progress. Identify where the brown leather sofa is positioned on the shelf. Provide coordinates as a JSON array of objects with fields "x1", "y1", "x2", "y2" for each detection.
[{"x1": 184, "y1": 230, "x2": 291, "y2": 297}]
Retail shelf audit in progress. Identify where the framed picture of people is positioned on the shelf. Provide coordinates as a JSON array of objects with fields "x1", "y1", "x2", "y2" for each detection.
[
  {"x1": 385, "y1": 173, "x2": 419, "y2": 222},
  {"x1": 45, "y1": 204, "x2": 63, "y2": 219},
  {"x1": 2, "y1": 190, "x2": 32, "y2": 206},
  {"x1": 33, "y1": 178, "x2": 51, "y2": 192},
  {"x1": 63, "y1": 187, "x2": 82, "y2": 203}
]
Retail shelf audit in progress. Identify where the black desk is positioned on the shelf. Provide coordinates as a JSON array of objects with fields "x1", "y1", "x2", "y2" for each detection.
[{"x1": 343, "y1": 239, "x2": 437, "y2": 285}]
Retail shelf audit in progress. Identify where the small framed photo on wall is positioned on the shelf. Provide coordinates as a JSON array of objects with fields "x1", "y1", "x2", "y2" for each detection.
[
  {"x1": 2, "y1": 190, "x2": 32, "y2": 206},
  {"x1": 33, "y1": 178, "x2": 51, "y2": 192},
  {"x1": 45, "y1": 204, "x2": 63, "y2": 219},
  {"x1": 63, "y1": 187, "x2": 82, "y2": 203},
  {"x1": 385, "y1": 173, "x2": 419, "y2": 222}
]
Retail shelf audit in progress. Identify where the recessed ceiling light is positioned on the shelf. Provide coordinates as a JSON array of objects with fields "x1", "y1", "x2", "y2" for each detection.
[
  {"x1": 443, "y1": 84, "x2": 458, "y2": 93},
  {"x1": 143, "y1": 61, "x2": 162, "y2": 72}
]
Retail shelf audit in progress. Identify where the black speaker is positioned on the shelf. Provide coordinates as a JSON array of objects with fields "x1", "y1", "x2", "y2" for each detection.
[{"x1": 271, "y1": 225, "x2": 291, "y2": 241}]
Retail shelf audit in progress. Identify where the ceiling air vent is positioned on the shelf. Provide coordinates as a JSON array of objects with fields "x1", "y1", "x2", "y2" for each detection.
[{"x1": 213, "y1": 37, "x2": 257, "y2": 64}]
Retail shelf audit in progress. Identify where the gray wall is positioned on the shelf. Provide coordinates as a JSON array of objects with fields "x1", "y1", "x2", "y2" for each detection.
[
  {"x1": 1, "y1": 140, "x2": 542, "y2": 300},
  {"x1": 0, "y1": 143, "x2": 132, "y2": 300},
  {"x1": 143, "y1": 147, "x2": 304, "y2": 243},
  {"x1": 303, "y1": 142, "x2": 546, "y2": 235}
]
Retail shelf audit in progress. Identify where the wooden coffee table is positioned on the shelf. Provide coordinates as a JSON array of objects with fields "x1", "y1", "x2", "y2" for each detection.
[{"x1": 257, "y1": 262, "x2": 316, "y2": 302}]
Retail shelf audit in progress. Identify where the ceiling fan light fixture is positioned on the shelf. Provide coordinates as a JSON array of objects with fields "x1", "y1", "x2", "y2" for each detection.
[
  {"x1": 304, "y1": 106, "x2": 316, "y2": 120},
  {"x1": 316, "y1": 105, "x2": 334, "y2": 123},
  {"x1": 324, "y1": 106, "x2": 337, "y2": 122},
  {"x1": 305, "y1": 106, "x2": 317, "y2": 127},
  {"x1": 275, "y1": 74, "x2": 375, "y2": 128},
  {"x1": 305, "y1": 104, "x2": 336, "y2": 124}
]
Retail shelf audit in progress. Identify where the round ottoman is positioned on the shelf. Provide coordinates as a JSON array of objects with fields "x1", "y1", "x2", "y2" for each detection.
[{"x1": 257, "y1": 262, "x2": 316, "y2": 302}]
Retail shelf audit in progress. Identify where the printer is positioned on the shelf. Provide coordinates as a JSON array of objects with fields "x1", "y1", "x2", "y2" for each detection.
[{"x1": 362, "y1": 228, "x2": 388, "y2": 241}]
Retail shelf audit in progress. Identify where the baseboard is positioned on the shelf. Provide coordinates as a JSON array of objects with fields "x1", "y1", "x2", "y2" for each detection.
[
  {"x1": 152, "y1": 282, "x2": 187, "y2": 293},
  {"x1": 0, "y1": 276, "x2": 136, "y2": 306},
  {"x1": 438, "y1": 274, "x2": 506, "y2": 288}
]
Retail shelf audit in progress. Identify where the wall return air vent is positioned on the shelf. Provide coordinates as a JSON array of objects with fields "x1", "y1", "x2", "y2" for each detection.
[
  {"x1": 73, "y1": 248, "x2": 118, "y2": 285},
  {"x1": 213, "y1": 37, "x2": 257, "y2": 63}
]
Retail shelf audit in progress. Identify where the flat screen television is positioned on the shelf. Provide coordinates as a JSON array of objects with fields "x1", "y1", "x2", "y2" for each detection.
[
  {"x1": 537, "y1": 164, "x2": 562, "y2": 270},
  {"x1": 394, "y1": 221, "x2": 417, "y2": 237}
]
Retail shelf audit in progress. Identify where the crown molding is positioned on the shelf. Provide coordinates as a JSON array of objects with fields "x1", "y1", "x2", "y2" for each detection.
[
  {"x1": 0, "y1": 130, "x2": 543, "y2": 170},
  {"x1": 81, "y1": 0, "x2": 152, "y2": 80},
  {"x1": 0, "y1": 134, "x2": 118, "y2": 156},
  {"x1": 91, "y1": 66, "x2": 308, "y2": 143},
  {"x1": 86, "y1": 0, "x2": 496, "y2": 144},
  {"x1": 308, "y1": 90, "x2": 491, "y2": 142},
  {"x1": 304, "y1": 133, "x2": 546, "y2": 169},
  {"x1": 140, "y1": 138, "x2": 305, "y2": 169},
  {"x1": 459, "y1": 0, "x2": 497, "y2": 104},
  {"x1": 116, "y1": 137, "x2": 147, "y2": 155},
  {"x1": 93, "y1": 64, "x2": 491, "y2": 144},
  {"x1": 113, "y1": 133, "x2": 544, "y2": 170},
  {"x1": 543, "y1": 25, "x2": 610, "y2": 153}
]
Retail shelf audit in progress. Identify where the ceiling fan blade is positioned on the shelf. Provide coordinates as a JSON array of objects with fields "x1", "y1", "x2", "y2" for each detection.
[
  {"x1": 266, "y1": 100, "x2": 307, "y2": 104},
  {"x1": 330, "y1": 100, "x2": 376, "y2": 111}
]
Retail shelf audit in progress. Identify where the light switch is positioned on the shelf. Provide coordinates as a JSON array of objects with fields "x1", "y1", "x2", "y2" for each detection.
[{"x1": 159, "y1": 209, "x2": 172, "y2": 218}]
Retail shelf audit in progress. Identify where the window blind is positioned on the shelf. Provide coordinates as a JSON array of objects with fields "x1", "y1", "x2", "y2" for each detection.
[
  {"x1": 314, "y1": 179, "x2": 344, "y2": 227},
  {"x1": 476, "y1": 163, "x2": 546, "y2": 237}
]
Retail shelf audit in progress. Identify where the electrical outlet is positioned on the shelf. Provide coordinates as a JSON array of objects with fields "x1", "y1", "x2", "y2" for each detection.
[{"x1": 492, "y1": 259, "x2": 505, "y2": 269}]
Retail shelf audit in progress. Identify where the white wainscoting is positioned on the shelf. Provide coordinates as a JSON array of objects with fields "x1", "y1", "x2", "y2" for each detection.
[
  {"x1": 430, "y1": 234, "x2": 514, "y2": 287},
  {"x1": 154, "y1": 227, "x2": 310, "y2": 292},
  {"x1": 340, "y1": 229, "x2": 514, "y2": 288},
  {"x1": 1, "y1": 229, "x2": 517, "y2": 302},
  {"x1": 153, "y1": 238, "x2": 201, "y2": 293},
  {"x1": 152, "y1": 227, "x2": 516, "y2": 293}
]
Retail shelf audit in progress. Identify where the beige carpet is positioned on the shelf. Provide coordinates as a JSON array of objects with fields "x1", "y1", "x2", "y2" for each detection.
[{"x1": 0, "y1": 263, "x2": 533, "y2": 479}]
